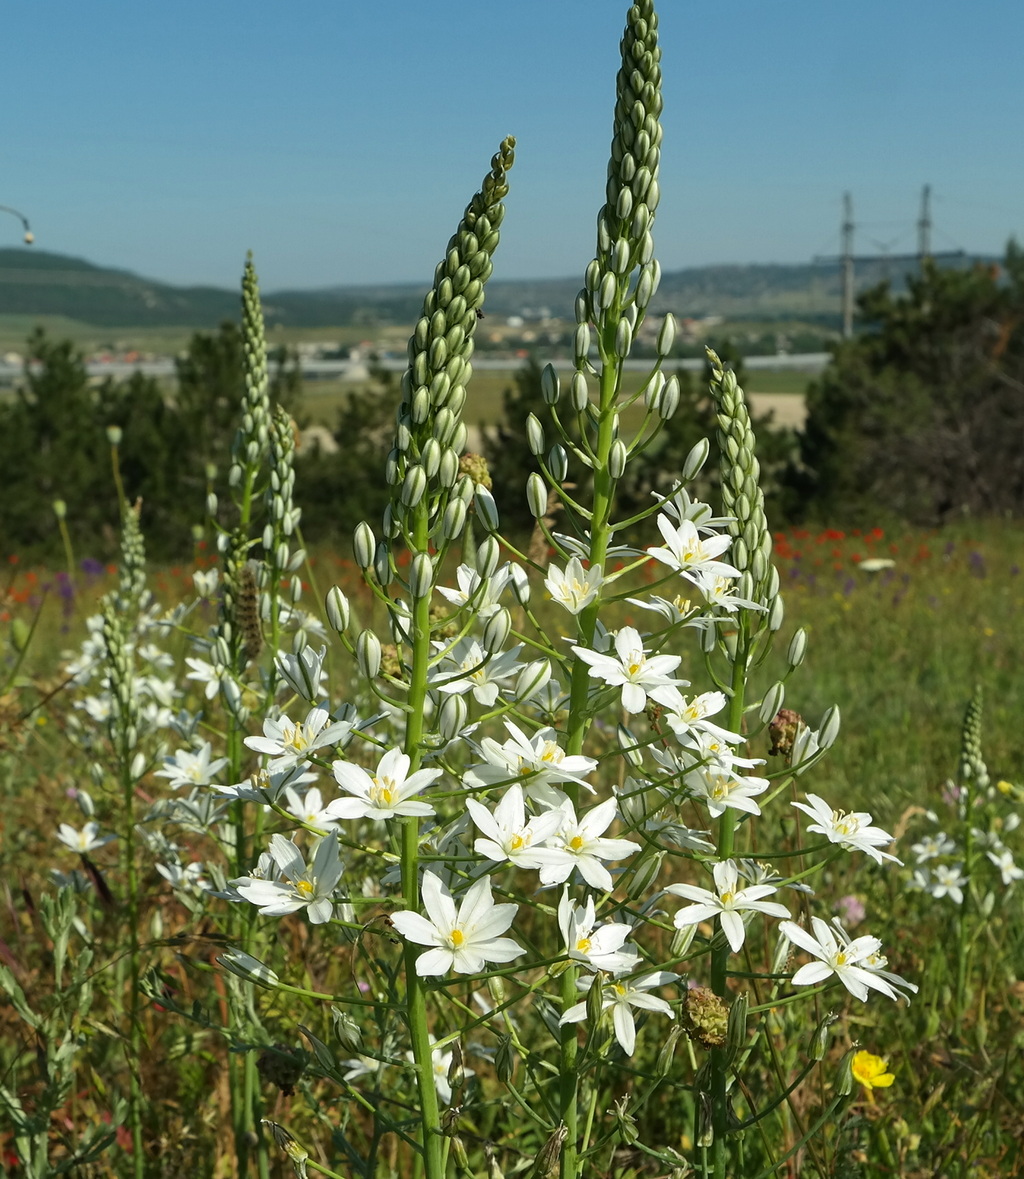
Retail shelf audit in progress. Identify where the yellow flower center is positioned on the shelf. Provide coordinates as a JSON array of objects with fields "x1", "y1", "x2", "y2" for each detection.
[
  {"x1": 576, "y1": 937, "x2": 592, "y2": 954},
  {"x1": 295, "y1": 879, "x2": 315, "y2": 899},
  {"x1": 510, "y1": 833, "x2": 525, "y2": 851},
  {"x1": 369, "y1": 776, "x2": 397, "y2": 807},
  {"x1": 569, "y1": 835, "x2": 585, "y2": 851},
  {"x1": 284, "y1": 724, "x2": 311, "y2": 752},
  {"x1": 449, "y1": 928, "x2": 465, "y2": 948},
  {"x1": 720, "y1": 889, "x2": 735, "y2": 906}
]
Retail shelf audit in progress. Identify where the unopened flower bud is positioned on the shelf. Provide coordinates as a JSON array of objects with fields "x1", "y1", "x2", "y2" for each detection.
[
  {"x1": 585, "y1": 975, "x2": 605, "y2": 1030},
  {"x1": 526, "y1": 473, "x2": 549, "y2": 521},
  {"x1": 515, "y1": 659, "x2": 551, "y2": 702},
  {"x1": 441, "y1": 498, "x2": 467, "y2": 540},
  {"x1": 725, "y1": 993, "x2": 748, "y2": 1064},
  {"x1": 373, "y1": 542, "x2": 391, "y2": 588},
  {"x1": 356, "y1": 630, "x2": 381, "y2": 679},
  {"x1": 759, "y1": 683, "x2": 786, "y2": 726},
  {"x1": 782, "y1": 631, "x2": 806, "y2": 669},
  {"x1": 609, "y1": 438, "x2": 627, "y2": 479},
  {"x1": 614, "y1": 316, "x2": 633, "y2": 357},
  {"x1": 526, "y1": 413, "x2": 545, "y2": 457},
  {"x1": 495, "y1": 1034, "x2": 515, "y2": 1083},
  {"x1": 438, "y1": 447, "x2": 460, "y2": 489},
  {"x1": 331, "y1": 1006, "x2": 362, "y2": 1052},
  {"x1": 409, "y1": 552, "x2": 434, "y2": 599},
  {"x1": 656, "y1": 313, "x2": 677, "y2": 357},
  {"x1": 682, "y1": 437, "x2": 710, "y2": 482},
  {"x1": 820, "y1": 704, "x2": 841, "y2": 748},
  {"x1": 476, "y1": 535, "x2": 500, "y2": 578},
  {"x1": 573, "y1": 323, "x2": 591, "y2": 367},
  {"x1": 353, "y1": 522, "x2": 375, "y2": 570},
  {"x1": 768, "y1": 595, "x2": 785, "y2": 632},
  {"x1": 540, "y1": 363, "x2": 560, "y2": 405},
  {"x1": 475, "y1": 485, "x2": 499, "y2": 532},
  {"x1": 218, "y1": 949, "x2": 279, "y2": 989},
  {"x1": 401, "y1": 465, "x2": 427, "y2": 508},
  {"x1": 570, "y1": 371, "x2": 589, "y2": 412},
  {"x1": 616, "y1": 724, "x2": 644, "y2": 769},
  {"x1": 206, "y1": 492, "x2": 218, "y2": 517},
  {"x1": 658, "y1": 374, "x2": 680, "y2": 420},
  {"x1": 510, "y1": 563, "x2": 530, "y2": 605},
  {"x1": 438, "y1": 693, "x2": 468, "y2": 743},
  {"x1": 482, "y1": 607, "x2": 512, "y2": 654}
]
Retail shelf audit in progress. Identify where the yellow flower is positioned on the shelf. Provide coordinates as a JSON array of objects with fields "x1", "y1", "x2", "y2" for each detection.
[{"x1": 852, "y1": 1050, "x2": 895, "y2": 1100}]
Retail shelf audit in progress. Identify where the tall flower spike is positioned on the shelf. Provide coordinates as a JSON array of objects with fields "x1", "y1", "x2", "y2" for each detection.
[
  {"x1": 957, "y1": 685, "x2": 989, "y2": 795},
  {"x1": 385, "y1": 137, "x2": 516, "y2": 553},
  {"x1": 583, "y1": 0, "x2": 663, "y2": 349},
  {"x1": 707, "y1": 350, "x2": 779, "y2": 623},
  {"x1": 235, "y1": 253, "x2": 271, "y2": 478}
]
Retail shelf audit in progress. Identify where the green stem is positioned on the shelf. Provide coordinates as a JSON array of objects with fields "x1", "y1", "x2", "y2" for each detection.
[{"x1": 401, "y1": 503, "x2": 444, "y2": 1179}]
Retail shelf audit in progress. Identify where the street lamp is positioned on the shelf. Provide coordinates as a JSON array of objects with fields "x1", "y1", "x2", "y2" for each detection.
[{"x1": 0, "y1": 204, "x2": 33, "y2": 244}]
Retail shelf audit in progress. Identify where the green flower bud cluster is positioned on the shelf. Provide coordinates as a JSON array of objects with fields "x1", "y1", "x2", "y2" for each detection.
[
  {"x1": 263, "y1": 406, "x2": 304, "y2": 598},
  {"x1": 386, "y1": 137, "x2": 515, "y2": 561},
  {"x1": 233, "y1": 254, "x2": 272, "y2": 482},
  {"x1": 101, "y1": 603, "x2": 139, "y2": 753},
  {"x1": 958, "y1": 685, "x2": 990, "y2": 793},
  {"x1": 707, "y1": 349, "x2": 780, "y2": 620},
  {"x1": 112, "y1": 499, "x2": 150, "y2": 620},
  {"x1": 579, "y1": 0, "x2": 663, "y2": 355}
]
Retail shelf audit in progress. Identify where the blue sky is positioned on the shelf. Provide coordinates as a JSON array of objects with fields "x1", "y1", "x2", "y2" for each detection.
[{"x1": 2, "y1": 1, "x2": 1022, "y2": 292}]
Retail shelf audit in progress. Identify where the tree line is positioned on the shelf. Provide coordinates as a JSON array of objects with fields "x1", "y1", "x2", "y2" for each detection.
[{"x1": 2, "y1": 244, "x2": 1022, "y2": 563}]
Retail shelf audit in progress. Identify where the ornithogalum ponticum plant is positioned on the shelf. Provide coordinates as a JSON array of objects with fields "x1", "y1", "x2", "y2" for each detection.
[{"x1": 42, "y1": 4, "x2": 918, "y2": 1178}]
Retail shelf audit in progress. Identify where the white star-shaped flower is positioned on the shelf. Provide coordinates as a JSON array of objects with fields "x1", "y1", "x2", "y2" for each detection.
[
  {"x1": 543, "y1": 557, "x2": 604, "y2": 615},
  {"x1": 792, "y1": 794, "x2": 900, "y2": 864},
  {"x1": 327, "y1": 748, "x2": 440, "y2": 821},
  {"x1": 685, "y1": 765, "x2": 769, "y2": 818},
  {"x1": 780, "y1": 916, "x2": 904, "y2": 1002},
  {"x1": 464, "y1": 720, "x2": 597, "y2": 793},
  {"x1": 534, "y1": 798, "x2": 641, "y2": 892},
  {"x1": 56, "y1": 821, "x2": 115, "y2": 854},
  {"x1": 648, "y1": 515, "x2": 739, "y2": 585},
  {"x1": 560, "y1": 971, "x2": 677, "y2": 1055},
  {"x1": 667, "y1": 859, "x2": 790, "y2": 952},
  {"x1": 465, "y1": 784, "x2": 563, "y2": 867},
  {"x1": 155, "y1": 742, "x2": 229, "y2": 791},
  {"x1": 233, "y1": 833, "x2": 343, "y2": 925},
  {"x1": 245, "y1": 706, "x2": 351, "y2": 770},
  {"x1": 389, "y1": 871, "x2": 524, "y2": 977},
  {"x1": 575, "y1": 626, "x2": 684, "y2": 714},
  {"x1": 557, "y1": 889, "x2": 639, "y2": 974}
]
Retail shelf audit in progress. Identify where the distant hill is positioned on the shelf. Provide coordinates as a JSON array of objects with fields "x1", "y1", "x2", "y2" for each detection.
[{"x1": 0, "y1": 247, "x2": 989, "y2": 330}]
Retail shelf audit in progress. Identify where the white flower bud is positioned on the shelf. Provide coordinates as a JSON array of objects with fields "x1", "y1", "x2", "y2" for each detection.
[
  {"x1": 634, "y1": 265, "x2": 654, "y2": 310},
  {"x1": 441, "y1": 498, "x2": 467, "y2": 540},
  {"x1": 438, "y1": 693, "x2": 468, "y2": 743},
  {"x1": 433, "y1": 407, "x2": 454, "y2": 445},
  {"x1": 409, "y1": 552, "x2": 434, "y2": 599},
  {"x1": 573, "y1": 323, "x2": 591, "y2": 367},
  {"x1": 570, "y1": 371, "x2": 589, "y2": 412},
  {"x1": 615, "y1": 187, "x2": 634, "y2": 221},
  {"x1": 411, "y1": 385, "x2": 430, "y2": 424},
  {"x1": 768, "y1": 595, "x2": 785, "y2": 632},
  {"x1": 595, "y1": 271, "x2": 618, "y2": 315},
  {"x1": 759, "y1": 683, "x2": 786, "y2": 725},
  {"x1": 438, "y1": 447, "x2": 460, "y2": 488},
  {"x1": 475, "y1": 485, "x2": 499, "y2": 531},
  {"x1": 289, "y1": 575, "x2": 303, "y2": 603},
  {"x1": 657, "y1": 313, "x2": 676, "y2": 356},
  {"x1": 421, "y1": 438, "x2": 441, "y2": 478},
  {"x1": 609, "y1": 438, "x2": 627, "y2": 479},
  {"x1": 820, "y1": 705, "x2": 841, "y2": 749},
  {"x1": 510, "y1": 563, "x2": 531, "y2": 605},
  {"x1": 643, "y1": 371, "x2": 666, "y2": 410},
  {"x1": 206, "y1": 492, "x2": 218, "y2": 517},
  {"x1": 288, "y1": 548, "x2": 306, "y2": 573},
  {"x1": 584, "y1": 259, "x2": 601, "y2": 291},
  {"x1": 515, "y1": 659, "x2": 551, "y2": 702},
  {"x1": 614, "y1": 316, "x2": 633, "y2": 357},
  {"x1": 575, "y1": 290, "x2": 590, "y2": 325},
  {"x1": 325, "y1": 586, "x2": 350, "y2": 634},
  {"x1": 786, "y1": 627, "x2": 807, "y2": 669},
  {"x1": 476, "y1": 536, "x2": 500, "y2": 578},
  {"x1": 658, "y1": 374, "x2": 680, "y2": 421},
  {"x1": 353, "y1": 522, "x2": 375, "y2": 569},
  {"x1": 77, "y1": 788, "x2": 95, "y2": 818},
  {"x1": 451, "y1": 422, "x2": 467, "y2": 453},
  {"x1": 547, "y1": 445, "x2": 568, "y2": 484},
  {"x1": 356, "y1": 630, "x2": 382, "y2": 679},
  {"x1": 526, "y1": 413, "x2": 545, "y2": 457},
  {"x1": 482, "y1": 607, "x2": 512, "y2": 654},
  {"x1": 373, "y1": 542, "x2": 391, "y2": 587},
  {"x1": 527, "y1": 473, "x2": 548, "y2": 519},
  {"x1": 218, "y1": 949, "x2": 279, "y2": 989},
  {"x1": 610, "y1": 238, "x2": 631, "y2": 274},
  {"x1": 682, "y1": 437, "x2": 710, "y2": 481},
  {"x1": 401, "y1": 465, "x2": 427, "y2": 508},
  {"x1": 540, "y1": 364, "x2": 560, "y2": 405}
]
